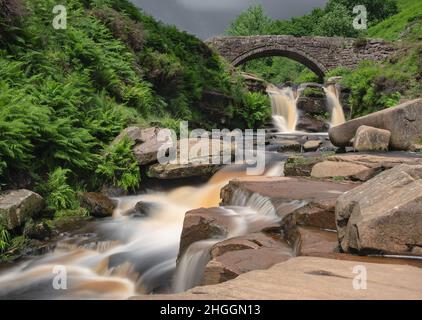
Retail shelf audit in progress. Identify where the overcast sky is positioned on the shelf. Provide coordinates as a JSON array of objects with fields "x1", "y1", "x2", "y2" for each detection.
[{"x1": 129, "y1": 0, "x2": 328, "y2": 39}]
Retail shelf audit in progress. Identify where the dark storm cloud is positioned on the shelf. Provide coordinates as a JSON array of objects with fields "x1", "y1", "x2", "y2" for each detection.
[{"x1": 129, "y1": 0, "x2": 328, "y2": 39}]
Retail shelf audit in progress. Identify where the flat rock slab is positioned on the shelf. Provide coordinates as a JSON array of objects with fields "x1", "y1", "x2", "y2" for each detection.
[
  {"x1": 294, "y1": 151, "x2": 422, "y2": 181},
  {"x1": 327, "y1": 152, "x2": 422, "y2": 168},
  {"x1": 221, "y1": 177, "x2": 357, "y2": 229},
  {"x1": 203, "y1": 232, "x2": 292, "y2": 285},
  {"x1": 311, "y1": 161, "x2": 373, "y2": 180},
  {"x1": 133, "y1": 257, "x2": 422, "y2": 300},
  {"x1": 286, "y1": 226, "x2": 422, "y2": 268}
]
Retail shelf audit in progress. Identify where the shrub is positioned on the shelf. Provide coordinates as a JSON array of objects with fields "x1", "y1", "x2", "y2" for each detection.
[
  {"x1": 90, "y1": 7, "x2": 145, "y2": 52},
  {"x1": 239, "y1": 92, "x2": 271, "y2": 128}
]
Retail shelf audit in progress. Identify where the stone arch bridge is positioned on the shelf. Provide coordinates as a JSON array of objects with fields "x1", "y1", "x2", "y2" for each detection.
[{"x1": 206, "y1": 36, "x2": 396, "y2": 78}]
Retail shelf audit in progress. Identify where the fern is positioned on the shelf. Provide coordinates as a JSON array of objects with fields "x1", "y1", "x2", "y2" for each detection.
[{"x1": 95, "y1": 137, "x2": 140, "y2": 191}]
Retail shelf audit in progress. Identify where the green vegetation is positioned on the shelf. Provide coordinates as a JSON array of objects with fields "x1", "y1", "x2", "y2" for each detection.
[
  {"x1": 95, "y1": 137, "x2": 140, "y2": 191},
  {"x1": 227, "y1": 1, "x2": 420, "y2": 119},
  {"x1": 0, "y1": 0, "x2": 262, "y2": 194},
  {"x1": 326, "y1": 0, "x2": 422, "y2": 118},
  {"x1": 0, "y1": 0, "x2": 271, "y2": 255},
  {"x1": 239, "y1": 92, "x2": 271, "y2": 128},
  {"x1": 368, "y1": 0, "x2": 422, "y2": 40}
]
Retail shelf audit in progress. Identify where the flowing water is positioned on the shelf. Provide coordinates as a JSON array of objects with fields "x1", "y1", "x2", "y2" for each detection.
[
  {"x1": 267, "y1": 85, "x2": 302, "y2": 133},
  {"x1": 267, "y1": 83, "x2": 346, "y2": 132},
  {"x1": 0, "y1": 159, "x2": 284, "y2": 299},
  {"x1": 324, "y1": 84, "x2": 346, "y2": 127}
]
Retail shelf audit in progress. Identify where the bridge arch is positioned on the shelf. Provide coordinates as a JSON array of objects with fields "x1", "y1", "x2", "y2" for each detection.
[{"x1": 231, "y1": 45, "x2": 328, "y2": 79}]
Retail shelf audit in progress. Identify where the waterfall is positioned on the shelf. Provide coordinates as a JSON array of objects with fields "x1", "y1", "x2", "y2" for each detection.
[
  {"x1": 266, "y1": 84, "x2": 301, "y2": 132},
  {"x1": 324, "y1": 84, "x2": 346, "y2": 127},
  {"x1": 172, "y1": 163, "x2": 283, "y2": 293}
]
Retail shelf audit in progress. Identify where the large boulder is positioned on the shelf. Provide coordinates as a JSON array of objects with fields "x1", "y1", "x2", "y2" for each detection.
[
  {"x1": 133, "y1": 127, "x2": 170, "y2": 166},
  {"x1": 353, "y1": 125, "x2": 391, "y2": 152},
  {"x1": 78, "y1": 192, "x2": 115, "y2": 218},
  {"x1": 202, "y1": 232, "x2": 292, "y2": 285},
  {"x1": 134, "y1": 257, "x2": 422, "y2": 300},
  {"x1": 113, "y1": 127, "x2": 170, "y2": 166},
  {"x1": 0, "y1": 190, "x2": 45, "y2": 230},
  {"x1": 336, "y1": 164, "x2": 422, "y2": 256},
  {"x1": 329, "y1": 99, "x2": 422, "y2": 150}
]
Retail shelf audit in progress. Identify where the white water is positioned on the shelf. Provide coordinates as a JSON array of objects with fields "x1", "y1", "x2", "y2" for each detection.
[
  {"x1": 173, "y1": 204, "x2": 280, "y2": 293},
  {"x1": 267, "y1": 83, "x2": 346, "y2": 132},
  {"x1": 324, "y1": 84, "x2": 346, "y2": 127},
  {"x1": 0, "y1": 162, "x2": 284, "y2": 299},
  {"x1": 267, "y1": 85, "x2": 302, "y2": 133}
]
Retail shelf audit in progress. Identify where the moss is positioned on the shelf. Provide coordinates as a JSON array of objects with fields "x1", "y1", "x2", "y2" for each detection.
[
  {"x1": 302, "y1": 87, "x2": 325, "y2": 98},
  {"x1": 331, "y1": 176, "x2": 346, "y2": 182},
  {"x1": 284, "y1": 153, "x2": 333, "y2": 177}
]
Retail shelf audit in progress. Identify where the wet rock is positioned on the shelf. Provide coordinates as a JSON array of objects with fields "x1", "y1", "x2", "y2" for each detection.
[
  {"x1": 353, "y1": 125, "x2": 391, "y2": 152},
  {"x1": 270, "y1": 139, "x2": 301, "y2": 152},
  {"x1": 202, "y1": 233, "x2": 292, "y2": 285},
  {"x1": 303, "y1": 140, "x2": 323, "y2": 152},
  {"x1": 134, "y1": 257, "x2": 422, "y2": 300},
  {"x1": 23, "y1": 219, "x2": 51, "y2": 241},
  {"x1": 0, "y1": 189, "x2": 45, "y2": 230},
  {"x1": 311, "y1": 161, "x2": 376, "y2": 181},
  {"x1": 178, "y1": 208, "x2": 236, "y2": 259},
  {"x1": 221, "y1": 177, "x2": 357, "y2": 229},
  {"x1": 297, "y1": 97, "x2": 326, "y2": 116},
  {"x1": 336, "y1": 164, "x2": 422, "y2": 256},
  {"x1": 286, "y1": 226, "x2": 338, "y2": 256},
  {"x1": 296, "y1": 115, "x2": 329, "y2": 133},
  {"x1": 148, "y1": 162, "x2": 221, "y2": 180},
  {"x1": 329, "y1": 98, "x2": 422, "y2": 150},
  {"x1": 79, "y1": 192, "x2": 115, "y2": 218},
  {"x1": 134, "y1": 201, "x2": 156, "y2": 216}
]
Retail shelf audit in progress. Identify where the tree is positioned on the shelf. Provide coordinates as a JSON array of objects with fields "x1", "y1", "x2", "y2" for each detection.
[
  {"x1": 226, "y1": 5, "x2": 274, "y2": 36},
  {"x1": 326, "y1": 0, "x2": 398, "y2": 26},
  {"x1": 314, "y1": 3, "x2": 359, "y2": 37}
]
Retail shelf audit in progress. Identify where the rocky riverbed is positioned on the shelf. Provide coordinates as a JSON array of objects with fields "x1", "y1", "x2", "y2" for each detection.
[{"x1": 1, "y1": 99, "x2": 422, "y2": 299}]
